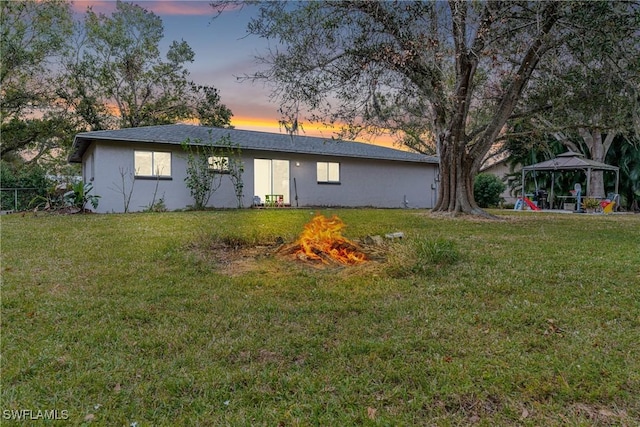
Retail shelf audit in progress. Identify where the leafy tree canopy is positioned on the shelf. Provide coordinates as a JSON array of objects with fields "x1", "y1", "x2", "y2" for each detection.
[
  {"x1": 217, "y1": 0, "x2": 638, "y2": 216},
  {"x1": 62, "y1": 0, "x2": 233, "y2": 130},
  {"x1": 506, "y1": 1, "x2": 640, "y2": 198},
  {"x1": 0, "y1": 0, "x2": 75, "y2": 160},
  {"x1": 2, "y1": 0, "x2": 233, "y2": 173}
]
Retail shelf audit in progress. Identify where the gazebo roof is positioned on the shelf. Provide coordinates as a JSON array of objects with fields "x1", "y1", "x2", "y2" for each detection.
[{"x1": 522, "y1": 151, "x2": 619, "y2": 172}]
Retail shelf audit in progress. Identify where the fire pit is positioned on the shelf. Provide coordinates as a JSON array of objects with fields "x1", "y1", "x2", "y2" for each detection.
[{"x1": 279, "y1": 214, "x2": 368, "y2": 265}]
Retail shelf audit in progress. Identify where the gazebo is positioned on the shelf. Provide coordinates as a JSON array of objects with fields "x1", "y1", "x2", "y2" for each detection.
[{"x1": 521, "y1": 151, "x2": 619, "y2": 209}]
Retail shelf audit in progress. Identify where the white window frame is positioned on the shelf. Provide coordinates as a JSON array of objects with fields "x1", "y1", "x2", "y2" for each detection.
[{"x1": 317, "y1": 161, "x2": 340, "y2": 184}]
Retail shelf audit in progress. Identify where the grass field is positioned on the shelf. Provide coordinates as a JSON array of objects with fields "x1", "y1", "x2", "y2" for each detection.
[{"x1": 1, "y1": 209, "x2": 639, "y2": 426}]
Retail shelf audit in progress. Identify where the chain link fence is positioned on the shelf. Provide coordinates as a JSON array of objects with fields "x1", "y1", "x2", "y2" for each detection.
[{"x1": 0, "y1": 188, "x2": 42, "y2": 212}]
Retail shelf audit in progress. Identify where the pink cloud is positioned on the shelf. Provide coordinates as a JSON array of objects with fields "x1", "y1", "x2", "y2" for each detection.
[
  {"x1": 140, "y1": 1, "x2": 217, "y2": 16},
  {"x1": 71, "y1": 1, "x2": 116, "y2": 15},
  {"x1": 71, "y1": 1, "x2": 239, "y2": 17}
]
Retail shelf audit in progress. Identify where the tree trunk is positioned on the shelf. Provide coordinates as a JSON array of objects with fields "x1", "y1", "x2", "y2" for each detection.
[
  {"x1": 433, "y1": 135, "x2": 487, "y2": 216},
  {"x1": 429, "y1": 1, "x2": 558, "y2": 217},
  {"x1": 579, "y1": 128, "x2": 615, "y2": 198}
]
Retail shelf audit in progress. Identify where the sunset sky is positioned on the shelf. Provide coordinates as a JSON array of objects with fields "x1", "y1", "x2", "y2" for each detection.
[{"x1": 72, "y1": 0, "x2": 397, "y2": 147}]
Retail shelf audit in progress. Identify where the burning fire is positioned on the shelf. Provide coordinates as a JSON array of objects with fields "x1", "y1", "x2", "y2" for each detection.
[{"x1": 292, "y1": 214, "x2": 367, "y2": 265}]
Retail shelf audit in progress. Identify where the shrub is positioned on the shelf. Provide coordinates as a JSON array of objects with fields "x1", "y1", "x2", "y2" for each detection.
[
  {"x1": 143, "y1": 197, "x2": 167, "y2": 213},
  {"x1": 181, "y1": 134, "x2": 244, "y2": 210},
  {"x1": 474, "y1": 173, "x2": 506, "y2": 208},
  {"x1": 63, "y1": 181, "x2": 100, "y2": 211},
  {"x1": 582, "y1": 197, "x2": 599, "y2": 210}
]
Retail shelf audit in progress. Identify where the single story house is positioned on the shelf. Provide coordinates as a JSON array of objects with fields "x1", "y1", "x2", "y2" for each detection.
[{"x1": 68, "y1": 124, "x2": 440, "y2": 213}]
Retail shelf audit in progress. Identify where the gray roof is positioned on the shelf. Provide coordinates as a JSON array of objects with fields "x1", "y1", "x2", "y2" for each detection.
[
  {"x1": 522, "y1": 151, "x2": 618, "y2": 172},
  {"x1": 69, "y1": 124, "x2": 438, "y2": 164}
]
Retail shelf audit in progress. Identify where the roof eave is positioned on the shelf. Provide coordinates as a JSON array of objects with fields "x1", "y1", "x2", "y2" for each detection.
[
  {"x1": 68, "y1": 136, "x2": 90, "y2": 163},
  {"x1": 69, "y1": 133, "x2": 438, "y2": 164}
]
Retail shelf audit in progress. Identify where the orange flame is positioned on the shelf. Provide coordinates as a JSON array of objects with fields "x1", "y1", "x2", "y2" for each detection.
[{"x1": 294, "y1": 214, "x2": 367, "y2": 265}]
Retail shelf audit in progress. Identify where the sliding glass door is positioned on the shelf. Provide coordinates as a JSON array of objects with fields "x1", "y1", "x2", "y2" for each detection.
[{"x1": 254, "y1": 159, "x2": 290, "y2": 204}]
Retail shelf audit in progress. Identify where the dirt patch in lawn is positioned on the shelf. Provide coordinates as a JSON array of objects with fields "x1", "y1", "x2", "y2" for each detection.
[
  {"x1": 189, "y1": 237, "x2": 280, "y2": 277},
  {"x1": 189, "y1": 235, "x2": 390, "y2": 277}
]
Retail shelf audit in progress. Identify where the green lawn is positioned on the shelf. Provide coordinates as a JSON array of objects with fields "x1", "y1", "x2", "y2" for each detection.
[{"x1": 2, "y1": 209, "x2": 639, "y2": 426}]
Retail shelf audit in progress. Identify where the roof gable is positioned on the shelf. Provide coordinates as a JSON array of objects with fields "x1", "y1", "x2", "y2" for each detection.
[{"x1": 69, "y1": 124, "x2": 438, "y2": 164}]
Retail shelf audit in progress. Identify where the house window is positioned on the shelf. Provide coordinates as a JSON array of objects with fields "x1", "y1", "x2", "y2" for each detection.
[
  {"x1": 317, "y1": 161, "x2": 340, "y2": 183},
  {"x1": 134, "y1": 151, "x2": 171, "y2": 178},
  {"x1": 208, "y1": 156, "x2": 229, "y2": 173}
]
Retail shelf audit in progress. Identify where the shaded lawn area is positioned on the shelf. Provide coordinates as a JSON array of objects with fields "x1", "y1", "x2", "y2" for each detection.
[{"x1": 1, "y1": 209, "x2": 639, "y2": 425}]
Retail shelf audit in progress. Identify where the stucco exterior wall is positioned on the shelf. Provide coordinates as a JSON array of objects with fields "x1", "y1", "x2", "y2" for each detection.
[
  {"x1": 283, "y1": 153, "x2": 437, "y2": 208},
  {"x1": 89, "y1": 141, "x2": 238, "y2": 213},
  {"x1": 85, "y1": 140, "x2": 438, "y2": 213}
]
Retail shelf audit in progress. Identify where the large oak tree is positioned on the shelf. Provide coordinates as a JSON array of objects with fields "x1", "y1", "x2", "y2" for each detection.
[{"x1": 220, "y1": 0, "x2": 635, "y2": 215}]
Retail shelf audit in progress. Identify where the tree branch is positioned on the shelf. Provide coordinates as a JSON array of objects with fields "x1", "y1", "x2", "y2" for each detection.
[{"x1": 470, "y1": 1, "x2": 559, "y2": 166}]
